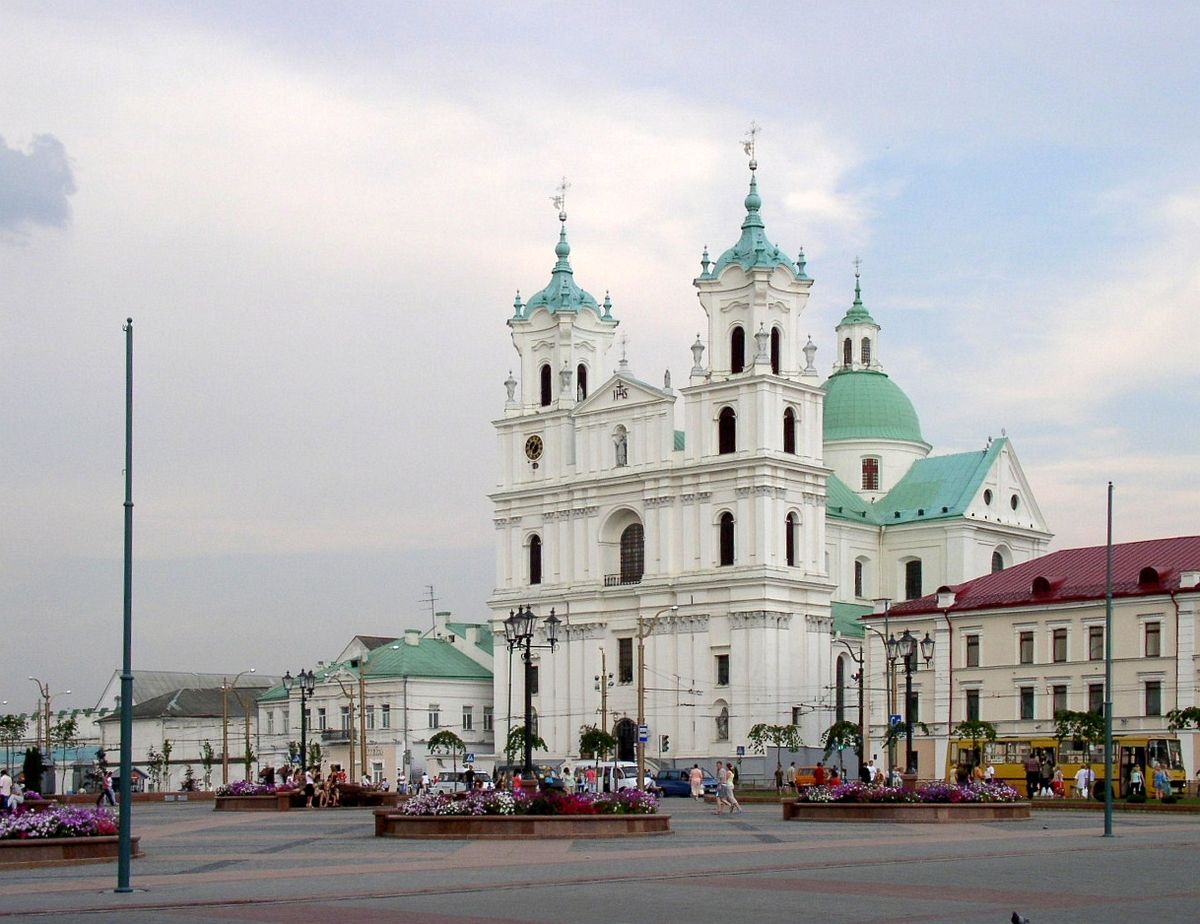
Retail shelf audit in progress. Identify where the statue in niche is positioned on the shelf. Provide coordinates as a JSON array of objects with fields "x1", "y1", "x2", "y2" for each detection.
[{"x1": 614, "y1": 426, "x2": 628, "y2": 467}]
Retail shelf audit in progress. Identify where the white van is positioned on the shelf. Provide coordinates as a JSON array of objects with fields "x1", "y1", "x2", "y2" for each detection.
[{"x1": 570, "y1": 761, "x2": 643, "y2": 792}]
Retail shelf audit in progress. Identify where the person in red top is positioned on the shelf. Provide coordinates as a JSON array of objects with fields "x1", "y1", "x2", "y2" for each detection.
[{"x1": 813, "y1": 762, "x2": 826, "y2": 786}]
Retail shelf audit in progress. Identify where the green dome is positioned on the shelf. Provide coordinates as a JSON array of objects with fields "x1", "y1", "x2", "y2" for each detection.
[{"x1": 823, "y1": 370, "x2": 925, "y2": 443}]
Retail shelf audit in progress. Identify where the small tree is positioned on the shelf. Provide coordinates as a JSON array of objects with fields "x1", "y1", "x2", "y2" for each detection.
[
  {"x1": 1167, "y1": 707, "x2": 1200, "y2": 731},
  {"x1": 819, "y1": 721, "x2": 861, "y2": 776},
  {"x1": 307, "y1": 741, "x2": 323, "y2": 771},
  {"x1": 146, "y1": 746, "x2": 163, "y2": 791},
  {"x1": 428, "y1": 730, "x2": 467, "y2": 788},
  {"x1": 200, "y1": 740, "x2": 215, "y2": 790},
  {"x1": 749, "y1": 723, "x2": 805, "y2": 775},
  {"x1": 951, "y1": 719, "x2": 997, "y2": 770},
  {"x1": 578, "y1": 725, "x2": 617, "y2": 773},
  {"x1": 183, "y1": 764, "x2": 196, "y2": 791},
  {"x1": 0, "y1": 714, "x2": 28, "y2": 770},
  {"x1": 242, "y1": 740, "x2": 256, "y2": 781},
  {"x1": 160, "y1": 738, "x2": 173, "y2": 791},
  {"x1": 50, "y1": 715, "x2": 81, "y2": 793},
  {"x1": 504, "y1": 726, "x2": 547, "y2": 769},
  {"x1": 22, "y1": 746, "x2": 46, "y2": 794},
  {"x1": 286, "y1": 740, "x2": 302, "y2": 769},
  {"x1": 881, "y1": 719, "x2": 930, "y2": 774},
  {"x1": 1054, "y1": 710, "x2": 1105, "y2": 771}
]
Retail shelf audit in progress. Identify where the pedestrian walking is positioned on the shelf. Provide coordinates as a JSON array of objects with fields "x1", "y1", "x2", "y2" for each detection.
[
  {"x1": 96, "y1": 770, "x2": 116, "y2": 807},
  {"x1": 713, "y1": 761, "x2": 729, "y2": 814},
  {"x1": 1023, "y1": 753, "x2": 1040, "y2": 798},
  {"x1": 689, "y1": 764, "x2": 704, "y2": 801},
  {"x1": 725, "y1": 762, "x2": 743, "y2": 814},
  {"x1": 1129, "y1": 764, "x2": 1145, "y2": 796},
  {"x1": 774, "y1": 764, "x2": 785, "y2": 795}
]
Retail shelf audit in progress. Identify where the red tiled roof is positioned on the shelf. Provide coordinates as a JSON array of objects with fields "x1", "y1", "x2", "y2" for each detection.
[{"x1": 878, "y1": 535, "x2": 1200, "y2": 616}]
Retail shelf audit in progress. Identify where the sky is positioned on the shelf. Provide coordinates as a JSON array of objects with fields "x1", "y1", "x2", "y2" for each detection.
[{"x1": 2, "y1": 1, "x2": 1198, "y2": 711}]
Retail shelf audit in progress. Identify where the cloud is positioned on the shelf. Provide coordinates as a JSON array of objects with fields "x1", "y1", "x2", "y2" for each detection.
[{"x1": 0, "y1": 134, "x2": 77, "y2": 237}]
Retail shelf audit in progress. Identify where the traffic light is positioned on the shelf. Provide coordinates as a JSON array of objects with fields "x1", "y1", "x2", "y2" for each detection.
[{"x1": 660, "y1": 734, "x2": 670, "y2": 753}]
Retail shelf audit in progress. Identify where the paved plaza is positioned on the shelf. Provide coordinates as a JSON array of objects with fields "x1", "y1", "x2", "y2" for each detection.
[{"x1": 1, "y1": 799, "x2": 1198, "y2": 923}]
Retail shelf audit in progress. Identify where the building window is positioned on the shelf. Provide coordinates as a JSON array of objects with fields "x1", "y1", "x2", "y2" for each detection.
[
  {"x1": 785, "y1": 513, "x2": 797, "y2": 567},
  {"x1": 381, "y1": 704, "x2": 390, "y2": 729},
  {"x1": 483, "y1": 706, "x2": 493, "y2": 732},
  {"x1": 770, "y1": 327, "x2": 781, "y2": 375},
  {"x1": 965, "y1": 689, "x2": 980, "y2": 722},
  {"x1": 718, "y1": 512, "x2": 735, "y2": 566},
  {"x1": 317, "y1": 708, "x2": 327, "y2": 731},
  {"x1": 782, "y1": 408, "x2": 796, "y2": 454},
  {"x1": 1145, "y1": 681, "x2": 1162, "y2": 717},
  {"x1": 371, "y1": 761, "x2": 384, "y2": 785},
  {"x1": 835, "y1": 657, "x2": 846, "y2": 722},
  {"x1": 861, "y1": 337, "x2": 871, "y2": 366},
  {"x1": 614, "y1": 424, "x2": 628, "y2": 467},
  {"x1": 267, "y1": 711, "x2": 275, "y2": 735},
  {"x1": 1019, "y1": 631, "x2": 1033, "y2": 664},
  {"x1": 340, "y1": 706, "x2": 351, "y2": 731},
  {"x1": 539, "y1": 363, "x2": 552, "y2": 406},
  {"x1": 861, "y1": 457, "x2": 879, "y2": 491},
  {"x1": 904, "y1": 560, "x2": 922, "y2": 601},
  {"x1": 1088, "y1": 626, "x2": 1104, "y2": 661},
  {"x1": 617, "y1": 638, "x2": 633, "y2": 684},
  {"x1": 529, "y1": 534, "x2": 542, "y2": 585},
  {"x1": 428, "y1": 704, "x2": 440, "y2": 729},
  {"x1": 854, "y1": 560, "x2": 864, "y2": 598},
  {"x1": 1088, "y1": 684, "x2": 1104, "y2": 715},
  {"x1": 842, "y1": 337, "x2": 852, "y2": 368},
  {"x1": 620, "y1": 523, "x2": 644, "y2": 583},
  {"x1": 715, "y1": 654, "x2": 730, "y2": 687},
  {"x1": 1052, "y1": 685, "x2": 1067, "y2": 716},
  {"x1": 718, "y1": 407, "x2": 737, "y2": 454},
  {"x1": 965, "y1": 634, "x2": 980, "y2": 668},
  {"x1": 283, "y1": 708, "x2": 290, "y2": 732},
  {"x1": 1020, "y1": 687, "x2": 1035, "y2": 720},
  {"x1": 991, "y1": 550, "x2": 1005, "y2": 573},
  {"x1": 576, "y1": 363, "x2": 588, "y2": 401},
  {"x1": 1052, "y1": 628, "x2": 1067, "y2": 662},
  {"x1": 530, "y1": 666, "x2": 539, "y2": 696},
  {"x1": 462, "y1": 706, "x2": 473, "y2": 731},
  {"x1": 730, "y1": 325, "x2": 745, "y2": 373},
  {"x1": 792, "y1": 707, "x2": 803, "y2": 725},
  {"x1": 366, "y1": 705, "x2": 376, "y2": 730},
  {"x1": 1145, "y1": 622, "x2": 1161, "y2": 658},
  {"x1": 907, "y1": 690, "x2": 921, "y2": 723}
]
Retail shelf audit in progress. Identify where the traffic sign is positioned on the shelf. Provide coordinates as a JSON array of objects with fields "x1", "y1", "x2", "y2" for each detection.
[
  {"x1": 465, "y1": 752, "x2": 475, "y2": 764},
  {"x1": 638, "y1": 725, "x2": 649, "y2": 743},
  {"x1": 889, "y1": 714, "x2": 902, "y2": 727},
  {"x1": 736, "y1": 745, "x2": 745, "y2": 757}
]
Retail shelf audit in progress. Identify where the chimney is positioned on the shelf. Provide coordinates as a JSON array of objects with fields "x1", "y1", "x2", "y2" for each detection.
[
  {"x1": 465, "y1": 626, "x2": 479, "y2": 644},
  {"x1": 1181, "y1": 570, "x2": 1200, "y2": 588},
  {"x1": 404, "y1": 629, "x2": 421, "y2": 646}
]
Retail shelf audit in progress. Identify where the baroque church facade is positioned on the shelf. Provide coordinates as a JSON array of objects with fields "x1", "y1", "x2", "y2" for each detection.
[{"x1": 488, "y1": 159, "x2": 1052, "y2": 770}]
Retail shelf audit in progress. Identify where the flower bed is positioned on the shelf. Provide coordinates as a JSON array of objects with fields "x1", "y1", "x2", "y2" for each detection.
[
  {"x1": 0, "y1": 806, "x2": 139, "y2": 867},
  {"x1": 785, "y1": 781, "x2": 1029, "y2": 822},
  {"x1": 377, "y1": 789, "x2": 670, "y2": 838}
]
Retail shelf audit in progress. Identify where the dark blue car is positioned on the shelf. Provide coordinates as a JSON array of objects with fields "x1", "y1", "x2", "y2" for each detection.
[{"x1": 653, "y1": 767, "x2": 717, "y2": 797}]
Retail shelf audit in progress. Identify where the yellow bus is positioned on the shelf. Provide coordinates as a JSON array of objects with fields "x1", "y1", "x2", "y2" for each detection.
[{"x1": 947, "y1": 735, "x2": 1186, "y2": 798}]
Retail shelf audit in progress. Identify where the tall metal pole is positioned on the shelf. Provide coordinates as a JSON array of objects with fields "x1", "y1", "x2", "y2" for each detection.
[
  {"x1": 522, "y1": 641, "x2": 534, "y2": 776},
  {"x1": 637, "y1": 627, "x2": 646, "y2": 790},
  {"x1": 1104, "y1": 481, "x2": 1115, "y2": 836},
  {"x1": 299, "y1": 685, "x2": 308, "y2": 773},
  {"x1": 904, "y1": 655, "x2": 914, "y2": 774},
  {"x1": 116, "y1": 319, "x2": 134, "y2": 893},
  {"x1": 359, "y1": 672, "x2": 367, "y2": 781},
  {"x1": 221, "y1": 683, "x2": 229, "y2": 785}
]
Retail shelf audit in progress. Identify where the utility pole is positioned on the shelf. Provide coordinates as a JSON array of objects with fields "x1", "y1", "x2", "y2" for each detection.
[
  {"x1": 637, "y1": 605, "x2": 678, "y2": 790},
  {"x1": 420, "y1": 585, "x2": 438, "y2": 631}
]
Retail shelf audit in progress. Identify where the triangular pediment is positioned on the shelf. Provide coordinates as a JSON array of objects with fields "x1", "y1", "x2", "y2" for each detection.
[{"x1": 572, "y1": 372, "x2": 674, "y2": 416}]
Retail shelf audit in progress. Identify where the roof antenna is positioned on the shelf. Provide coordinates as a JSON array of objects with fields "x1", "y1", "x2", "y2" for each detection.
[{"x1": 419, "y1": 584, "x2": 439, "y2": 632}]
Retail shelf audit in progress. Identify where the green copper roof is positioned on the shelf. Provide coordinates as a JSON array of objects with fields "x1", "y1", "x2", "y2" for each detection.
[
  {"x1": 823, "y1": 369, "x2": 925, "y2": 444},
  {"x1": 825, "y1": 473, "x2": 874, "y2": 522},
  {"x1": 446, "y1": 622, "x2": 495, "y2": 656},
  {"x1": 513, "y1": 216, "x2": 608, "y2": 320},
  {"x1": 837, "y1": 274, "x2": 877, "y2": 327},
  {"x1": 832, "y1": 601, "x2": 871, "y2": 639},
  {"x1": 708, "y1": 169, "x2": 801, "y2": 280}
]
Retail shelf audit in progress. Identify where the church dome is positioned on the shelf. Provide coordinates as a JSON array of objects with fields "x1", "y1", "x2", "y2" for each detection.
[{"x1": 823, "y1": 369, "x2": 925, "y2": 443}]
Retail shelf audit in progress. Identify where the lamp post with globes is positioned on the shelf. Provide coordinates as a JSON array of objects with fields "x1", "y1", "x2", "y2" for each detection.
[
  {"x1": 503, "y1": 606, "x2": 560, "y2": 779},
  {"x1": 885, "y1": 629, "x2": 935, "y2": 775},
  {"x1": 281, "y1": 669, "x2": 317, "y2": 775},
  {"x1": 28, "y1": 677, "x2": 70, "y2": 792}
]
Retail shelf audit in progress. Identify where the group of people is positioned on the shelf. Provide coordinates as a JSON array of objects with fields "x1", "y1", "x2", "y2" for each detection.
[
  {"x1": 1127, "y1": 762, "x2": 1174, "y2": 800},
  {"x1": 0, "y1": 768, "x2": 27, "y2": 813}
]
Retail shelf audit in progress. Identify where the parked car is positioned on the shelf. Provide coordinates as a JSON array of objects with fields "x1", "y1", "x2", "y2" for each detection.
[
  {"x1": 431, "y1": 769, "x2": 492, "y2": 794},
  {"x1": 653, "y1": 767, "x2": 717, "y2": 797},
  {"x1": 569, "y1": 761, "x2": 642, "y2": 792}
]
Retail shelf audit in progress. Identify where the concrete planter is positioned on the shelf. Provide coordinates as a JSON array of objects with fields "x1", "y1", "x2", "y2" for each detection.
[
  {"x1": 374, "y1": 809, "x2": 671, "y2": 839},
  {"x1": 0, "y1": 835, "x2": 141, "y2": 869},
  {"x1": 783, "y1": 801, "x2": 1031, "y2": 822},
  {"x1": 213, "y1": 793, "x2": 294, "y2": 812}
]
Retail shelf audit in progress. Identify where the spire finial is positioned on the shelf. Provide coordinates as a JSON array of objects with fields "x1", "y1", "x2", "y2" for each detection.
[
  {"x1": 742, "y1": 121, "x2": 760, "y2": 171},
  {"x1": 551, "y1": 176, "x2": 570, "y2": 223},
  {"x1": 853, "y1": 256, "x2": 863, "y2": 302}
]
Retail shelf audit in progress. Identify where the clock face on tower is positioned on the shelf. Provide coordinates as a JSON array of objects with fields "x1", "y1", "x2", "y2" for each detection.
[{"x1": 524, "y1": 435, "x2": 543, "y2": 461}]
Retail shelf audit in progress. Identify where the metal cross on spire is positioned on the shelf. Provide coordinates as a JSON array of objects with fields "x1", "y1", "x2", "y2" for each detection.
[
  {"x1": 742, "y1": 121, "x2": 760, "y2": 168},
  {"x1": 854, "y1": 256, "x2": 862, "y2": 279},
  {"x1": 551, "y1": 176, "x2": 570, "y2": 221}
]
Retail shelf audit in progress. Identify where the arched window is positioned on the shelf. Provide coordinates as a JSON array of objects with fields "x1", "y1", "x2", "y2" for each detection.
[
  {"x1": 904, "y1": 559, "x2": 922, "y2": 600},
  {"x1": 842, "y1": 338, "x2": 852, "y2": 368},
  {"x1": 854, "y1": 559, "x2": 865, "y2": 598},
  {"x1": 785, "y1": 513, "x2": 797, "y2": 566},
  {"x1": 991, "y1": 550, "x2": 1005, "y2": 573},
  {"x1": 539, "y1": 364, "x2": 552, "y2": 407},
  {"x1": 619, "y1": 523, "x2": 644, "y2": 584},
  {"x1": 576, "y1": 364, "x2": 588, "y2": 401},
  {"x1": 1139, "y1": 567, "x2": 1161, "y2": 586},
  {"x1": 835, "y1": 656, "x2": 846, "y2": 722},
  {"x1": 730, "y1": 326, "x2": 745, "y2": 373},
  {"x1": 529, "y1": 535, "x2": 542, "y2": 585},
  {"x1": 783, "y1": 408, "x2": 796, "y2": 454},
  {"x1": 719, "y1": 512, "x2": 735, "y2": 566},
  {"x1": 614, "y1": 425, "x2": 628, "y2": 467},
  {"x1": 770, "y1": 327, "x2": 781, "y2": 375},
  {"x1": 718, "y1": 407, "x2": 737, "y2": 454},
  {"x1": 715, "y1": 705, "x2": 730, "y2": 741},
  {"x1": 861, "y1": 457, "x2": 880, "y2": 491},
  {"x1": 861, "y1": 337, "x2": 871, "y2": 366}
]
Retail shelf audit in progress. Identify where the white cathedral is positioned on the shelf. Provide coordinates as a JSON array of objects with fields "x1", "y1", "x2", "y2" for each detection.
[{"x1": 488, "y1": 158, "x2": 1051, "y2": 769}]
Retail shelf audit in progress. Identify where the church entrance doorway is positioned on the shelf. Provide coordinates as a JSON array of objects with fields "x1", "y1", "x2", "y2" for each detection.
[{"x1": 615, "y1": 718, "x2": 636, "y2": 762}]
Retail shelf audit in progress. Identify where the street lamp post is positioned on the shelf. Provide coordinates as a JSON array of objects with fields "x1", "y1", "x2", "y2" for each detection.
[
  {"x1": 833, "y1": 635, "x2": 865, "y2": 772},
  {"x1": 222, "y1": 669, "x2": 255, "y2": 785},
  {"x1": 885, "y1": 629, "x2": 935, "y2": 775},
  {"x1": 503, "y1": 606, "x2": 560, "y2": 779},
  {"x1": 594, "y1": 649, "x2": 614, "y2": 732},
  {"x1": 28, "y1": 677, "x2": 70, "y2": 792},
  {"x1": 281, "y1": 669, "x2": 317, "y2": 775},
  {"x1": 637, "y1": 605, "x2": 678, "y2": 790},
  {"x1": 871, "y1": 598, "x2": 895, "y2": 773},
  {"x1": 331, "y1": 672, "x2": 358, "y2": 782}
]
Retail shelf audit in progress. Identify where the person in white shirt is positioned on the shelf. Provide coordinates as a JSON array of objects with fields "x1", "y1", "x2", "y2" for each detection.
[
  {"x1": 0, "y1": 769, "x2": 12, "y2": 813},
  {"x1": 985, "y1": 763, "x2": 995, "y2": 782},
  {"x1": 1074, "y1": 765, "x2": 1095, "y2": 799}
]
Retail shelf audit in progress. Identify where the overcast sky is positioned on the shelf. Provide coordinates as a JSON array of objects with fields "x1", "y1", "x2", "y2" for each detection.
[{"x1": 2, "y1": 2, "x2": 1198, "y2": 710}]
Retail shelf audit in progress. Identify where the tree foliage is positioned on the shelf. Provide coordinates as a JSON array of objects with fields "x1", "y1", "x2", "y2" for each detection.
[
  {"x1": 429, "y1": 730, "x2": 467, "y2": 779},
  {"x1": 23, "y1": 747, "x2": 45, "y2": 792},
  {"x1": 881, "y1": 719, "x2": 930, "y2": 751},
  {"x1": 951, "y1": 720, "x2": 997, "y2": 764},
  {"x1": 819, "y1": 721, "x2": 861, "y2": 760},
  {"x1": 578, "y1": 725, "x2": 617, "y2": 763},
  {"x1": 504, "y1": 726, "x2": 547, "y2": 764},
  {"x1": 749, "y1": 723, "x2": 804, "y2": 759},
  {"x1": 1167, "y1": 706, "x2": 1200, "y2": 732},
  {"x1": 0, "y1": 714, "x2": 29, "y2": 755},
  {"x1": 1053, "y1": 710, "x2": 1106, "y2": 766}
]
